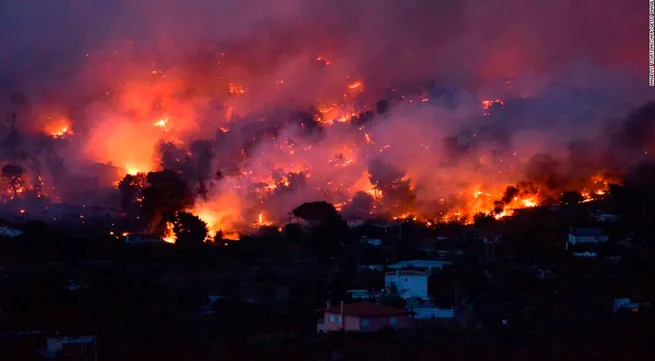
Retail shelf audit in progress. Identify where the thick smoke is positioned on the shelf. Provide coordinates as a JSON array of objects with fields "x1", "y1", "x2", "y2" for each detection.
[{"x1": 0, "y1": 0, "x2": 649, "y2": 234}]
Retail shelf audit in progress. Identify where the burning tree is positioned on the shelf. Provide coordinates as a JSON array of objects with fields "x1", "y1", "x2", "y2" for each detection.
[
  {"x1": 2, "y1": 164, "x2": 25, "y2": 199},
  {"x1": 368, "y1": 159, "x2": 416, "y2": 215},
  {"x1": 117, "y1": 173, "x2": 147, "y2": 216}
]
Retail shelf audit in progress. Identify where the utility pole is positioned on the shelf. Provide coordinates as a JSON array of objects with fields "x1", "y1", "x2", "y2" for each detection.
[{"x1": 454, "y1": 282, "x2": 458, "y2": 313}]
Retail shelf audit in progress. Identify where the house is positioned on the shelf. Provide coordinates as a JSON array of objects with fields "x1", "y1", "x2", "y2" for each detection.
[
  {"x1": 566, "y1": 228, "x2": 609, "y2": 257},
  {"x1": 591, "y1": 213, "x2": 620, "y2": 223},
  {"x1": 387, "y1": 260, "x2": 450, "y2": 274},
  {"x1": 44, "y1": 336, "x2": 97, "y2": 360},
  {"x1": 421, "y1": 239, "x2": 464, "y2": 259},
  {"x1": 360, "y1": 236, "x2": 382, "y2": 247},
  {"x1": 199, "y1": 295, "x2": 225, "y2": 314},
  {"x1": 0, "y1": 225, "x2": 22, "y2": 238},
  {"x1": 384, "y1": 270, "x2": 429, "y2": 300},
  {"x1": 317, "y1": 301, "x2": 410, "y2": 333},
  {"x1": 405, "y1": 298, "x2": 454, "y2": 319},
  {"x1": 346, "y1": 218, "x2": 365, "y2": 228},
  {"x1": 567, "y1": 228, "x2": 609, "y2": 246},
  {"x1": 62, "y1": 279, "x2": 86, "y2": 291},
  {"x1": 358, "y1": 264, "x2": 384, "y2": 272},
  {"x1": 125, "y1": 234, "x2": 164, "y2": 245},
  {"x1": 612, "y1": 298, "x2": 650, "y2": 313},
  {"x1": 348, "y1": 289, "x2": 375, "y2": 300}
]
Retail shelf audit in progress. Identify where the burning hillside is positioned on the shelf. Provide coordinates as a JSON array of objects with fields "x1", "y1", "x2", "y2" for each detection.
[{"x1": 0, "y1": 0, "x2": 646, "y2": 240}]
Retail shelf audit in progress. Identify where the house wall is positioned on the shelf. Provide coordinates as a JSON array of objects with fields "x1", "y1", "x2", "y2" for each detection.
[
  {"x1": 385, "y1": 274, "x2": 428, "y2": 299},
  {"x1": 322, "y1": 312, "x2": 345, "y2": 332},
  {"x1": 322, "y1": 312, "x2": 411, "y2": 332},
  {"x1": 412, "y1": 307, "x2": 455, "y2": 319},
  {"x1": 357, "y1": 314, "x2": 411, "y2": 332},
  {"x1": 568, "y1": 234, "x2": 609, "y2": 245}
]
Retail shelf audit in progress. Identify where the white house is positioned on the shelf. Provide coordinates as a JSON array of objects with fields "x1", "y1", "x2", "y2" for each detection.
[
  {"x1": 347, "y1": 289, "x2": 377, "y2": 299},
  {"x1": 566, "y1": 228, "x2": 609, "y2": 257},
  {"x1": 385, "y1": 270, "x2": 429, "y2": 300},
  {"x1": 346, "y1": 218, "x2": 365, "y2": 228},
  {"x1": 411, "y1": 306, "x2": 455, "y2": 319},
  {"x1": 125, "y1": 234, "x2": 163, "y2": 245},
  {"x1": 45, "y1": 336, "x2": 96, "y2": 360},
  {"x1": 612, "y1": 298, "x2": 650, "y2": 313},
  {"x1": 387, "y1": 260, "x2": 450, "y2": 274},
  {"x1": 360, "y1": 236, "x2": 382, "y2": 247},
  {"x1": 0, "y1": 226, "x2": 22, "y2": 238},
  {"x1": 591, "y1": 214, "x2": 620, "y2": 223},
  {"x1": 567, "y1": 228, "x2": 609, "y2": 247}
]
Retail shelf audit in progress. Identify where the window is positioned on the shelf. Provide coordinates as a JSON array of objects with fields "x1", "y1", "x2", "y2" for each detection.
[
  {"x1": 390, "y1": 317, "x2": 398, "y2": 326},
  {"x1": 337, "y1": 316, "x2": 342, "y2": 324},
  {"x1": 361, "y1": 319, "x2": 370, "y2": 327},
  {"x1": 329, "y1": 314, "x2": 335, "y2": 322}
]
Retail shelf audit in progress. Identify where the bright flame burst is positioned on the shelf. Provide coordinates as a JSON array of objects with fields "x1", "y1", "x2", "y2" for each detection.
[
  {"x1": 20, "y1": 53, "x2": 619, "y2": 242},
  {"x1": 45, "y1": 118, "x2": 73, "y2": 139},
  {"x1": 481, "y1": 99, "x2": 504, "y2": 115},
  {"x1": 162, "y1": 222, "x2": 176, "y2": 243}
]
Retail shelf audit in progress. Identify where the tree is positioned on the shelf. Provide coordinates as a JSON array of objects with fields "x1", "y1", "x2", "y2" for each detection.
[
  {"x1": 376, "y1": 99, "x2": 390, "y2": 115},
  {"x1": 312, "y1": 214, "x2": 348, "y2": 258},
  {"x1": 473, "y1": 212, "x2": 496, "y2": 229},
  {"x1": 560, "y1": 191, "x2": 584, "y2": 206},
  {"x1": 2, "y1": 164, "x2": 24, "y2": 198},
  {"x1": 173, "y1": 211, "x2": 208, "y2": 248},
  {"x1": 117, "y1": 173, "x2": 146, "y2": 215},
  {"x1": 292, "y1": 201, "x2": 338, "y2": 223},
  {"x1": 141, "y1": 170, "x2": 193, "y2": 231},
  {"x1": 284, "y1": 223, "x2": 303, "y2": 245}
]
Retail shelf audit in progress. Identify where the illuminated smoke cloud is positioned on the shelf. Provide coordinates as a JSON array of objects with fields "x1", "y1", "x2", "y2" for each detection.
[{"x1": 0, "y1": 0, "x2": 647, "y2": 235}]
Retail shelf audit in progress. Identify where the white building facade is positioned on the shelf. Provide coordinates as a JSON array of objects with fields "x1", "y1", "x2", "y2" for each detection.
[{"x1": 384, "y1": 270, "x2": 429, "y2": 300}]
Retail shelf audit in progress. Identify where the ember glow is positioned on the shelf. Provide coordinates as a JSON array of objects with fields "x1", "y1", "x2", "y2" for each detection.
[{"x1": 0, "y1": 0, "x2": 645, "y2": 240}]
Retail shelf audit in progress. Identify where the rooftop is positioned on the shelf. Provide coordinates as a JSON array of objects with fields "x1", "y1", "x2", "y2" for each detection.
[
  {"x1": 325, "y1": 302, "x2": 408, "y2": 317},
  {"x1": 388, "y1": 260, "x2": 451, "y2": 268},
  {"x1": 385, "y1": 270, "x2": 428, "y2": 276},
  {"x1": 569, "y1": 228, "x2": 604, "y2": 236}
]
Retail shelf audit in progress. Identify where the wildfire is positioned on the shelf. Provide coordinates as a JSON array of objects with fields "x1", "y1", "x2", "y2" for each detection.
[
  {"x1": 481, "y1": 99, "x2": 504, "y2": 115},
  {"x1": 348, "y1": 81, "x2": 363, "y2": 91},
  {"x1": 316, "y1": 56, "x2": 331, "y2": 66},
  {"x1": 254, "y1": 213, "x2": 273, "y2": 228},
  {"x1": 10, "y1": 46, "x2": 628, "y2": 244},
  {"x1": 153, "y1": 117, "x2": 168, "y2": 128},
  {"x1": 228, "y1": 83, "x2": 246, "y2": 95},
  {"x1": 162, "y1": 222, "x2": 176, "y2": 243},
  {"x1": 45, "y1": 118, "x2": 73, "y2": 139}
]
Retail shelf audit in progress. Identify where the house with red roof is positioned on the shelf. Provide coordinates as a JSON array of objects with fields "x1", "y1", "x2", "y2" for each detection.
[{"x1": 317, "y1": 301, "x2": 411, "y2": 333}]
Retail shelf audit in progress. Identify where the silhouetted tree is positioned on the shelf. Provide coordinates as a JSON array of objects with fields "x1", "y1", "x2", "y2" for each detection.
[
  {"x1": 376, "y1": 99, "x2": 390, "y2": 115},
  {"x1": 142, "y1": 170, "x2": 193, "y2": 231},
  {"x1": 473, "y1": 212, "x2": 495, "y2": 229},
  {"x1": 117, "y1": 173, "x2": 146, "y2": 215},
  {"x1": 292, "y1": 201, "x2": 338, "y2": 224},
  {"x1": 173, "y1": 211, "x2": 208, "y2": 248},
  {"x1": 312, "y1": 214, "x2": 348, "y2": 258},
  {"x1": 284, "y1": 223, "x2": 303, "y2": 245},
  {"x1": 560, "y1": 191, "x2": 584, "y2": 206}
]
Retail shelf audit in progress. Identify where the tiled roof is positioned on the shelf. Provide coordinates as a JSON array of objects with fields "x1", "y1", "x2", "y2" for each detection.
[
  {"x1": 569, "y1": 228, "x2": 604, "y2": 236},
  {"x1": 324, "y1": 302, "x2": 408, "y2": 317},
  {"x1": 384, "y1": 270, "x2": 428, "y2": 276}
]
